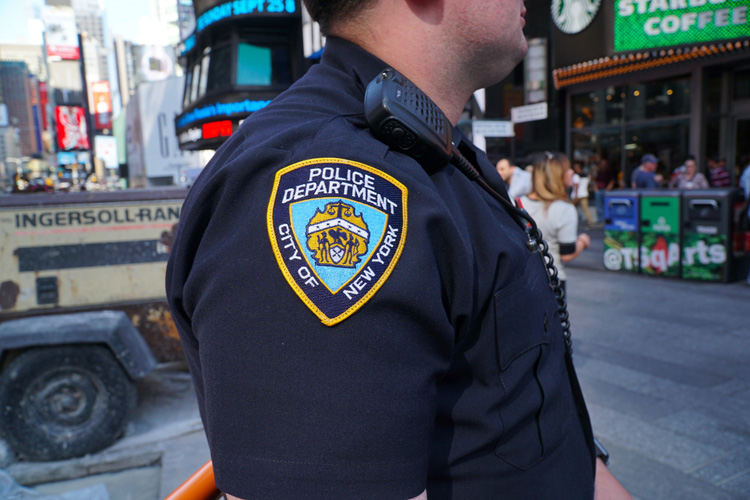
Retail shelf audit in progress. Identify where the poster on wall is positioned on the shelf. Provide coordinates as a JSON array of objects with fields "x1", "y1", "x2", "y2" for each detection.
[
  {"x1": 92, "y1": 81, "x2": 112, "y2": 129},
  {"x1": 615, "y1": 0, "x2": 750, "y2": 52},
  {"x1": 42, "y1": 6, "x2": 81, "y2": 60},
  {"x1": 94, "y1": 135, "x2": 118, "y2": 168},
  {"x1": 55, "y1": 106, "x2": 90, "y2": 151}
]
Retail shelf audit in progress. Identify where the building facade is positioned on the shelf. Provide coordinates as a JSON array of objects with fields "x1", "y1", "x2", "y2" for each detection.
[
  {"x1": 0, "y1": 45, "x2": 48, "y2": 82},
  {"x1": 551, "y1": 1, "x2": 750, "y2": 185},
  {"x1": 0, "y1": 61, "x2": 41, "y2": 157},
  {"x1": 175, "y1": 0, "x2": 306, "y2": 151}
]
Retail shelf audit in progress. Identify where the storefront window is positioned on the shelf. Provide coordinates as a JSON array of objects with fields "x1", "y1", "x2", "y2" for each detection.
[
  {"x1": 571, "y1": 129, "x2": 623, "y2": 184},
  {"x1": 734, "y1": 69, "x2": 750, "y2": 100},
  {"x1": 206, "y1": 45, "x2": 231, "y2": 93},
  {"x1": 183, "y1": 69, "x2": 193, "y2": 108},
  {"x1": 190, "y1": 63, "x2": 200, "y2": 103},
  {"x1": 198, "y1": 49, "x2": 210, "y2": 98},
  {"x1": 237, "y1": 43, "x2": 273, "y2": 86},
  {"x1": 705, "y1": 69, "x2": 723, "y2": 115},
  {"x1": 571, "y1": 86, "x2": 624, "y2": 128},
  {"x1": 626, "y1": 76, "x2": 690, "y2": 121},
  {"x1": 625, "y1": 119, "x2": 689, "y2": 180}
]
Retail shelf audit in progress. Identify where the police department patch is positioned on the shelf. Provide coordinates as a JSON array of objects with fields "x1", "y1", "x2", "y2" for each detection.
[{"x1": 267, "y1": 158, "x2": 408, "y2": 326}]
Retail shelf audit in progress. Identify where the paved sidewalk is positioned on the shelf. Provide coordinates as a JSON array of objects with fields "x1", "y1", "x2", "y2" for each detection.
[
  {"x1": 567, "y1": 227, "x2": 750, "y2": 500},
  {"x1": 5, "y1": 228, "x2": 749, "y2": 500},
  {"x1": 6, "y1": 366, "x2": 210, "y2": 500}
]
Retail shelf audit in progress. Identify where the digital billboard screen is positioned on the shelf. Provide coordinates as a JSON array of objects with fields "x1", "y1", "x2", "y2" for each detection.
[
  {"x1": 55, "y1": 106, "x2": 90, "y2": 151},
  {"x1": 615, "y1": 0, "x2": 750, "y2": 52}
]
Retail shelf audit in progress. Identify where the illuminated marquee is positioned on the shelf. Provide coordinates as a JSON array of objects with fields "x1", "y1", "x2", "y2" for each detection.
[
  {"x1": 179, "y1": 127, "x2": 202, "y2": 144},
  {"x1": 176, "y1": 99, "x2": 272, "y2": 128},
  {"x1": 202, "y1": 120, "x2": 233, "y2": 139},
  {"x1": 196, "y1": 0, "x2": 297, "y2": 32},
  {"x1": 615, "y1": 0, "x2": 750, "y2": 52}
]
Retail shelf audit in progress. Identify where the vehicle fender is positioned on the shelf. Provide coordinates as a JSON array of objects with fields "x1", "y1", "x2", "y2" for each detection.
[{"x1": 0, "y1": 310, "x2": 157, "y2": 379}]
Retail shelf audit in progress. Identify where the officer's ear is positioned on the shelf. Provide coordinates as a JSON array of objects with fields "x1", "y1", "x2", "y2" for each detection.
[{"x1": 403, "y1": 0, "x2": 445, "y2": 24}]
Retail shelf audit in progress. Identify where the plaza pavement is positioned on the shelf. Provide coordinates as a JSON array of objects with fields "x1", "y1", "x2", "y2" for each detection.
[{"x1": 6, "y1": 227, "x2": 750, "y2": 500}]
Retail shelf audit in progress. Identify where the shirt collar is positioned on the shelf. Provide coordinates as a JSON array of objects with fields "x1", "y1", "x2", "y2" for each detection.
[{"x1": 320, "y1": 36, "x2": 390, "y2": 99}]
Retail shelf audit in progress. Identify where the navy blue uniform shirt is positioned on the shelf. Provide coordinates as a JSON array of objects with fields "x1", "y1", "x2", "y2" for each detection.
[{"x1": 167, "y1": 37, "x2": 595, "y2": 500}]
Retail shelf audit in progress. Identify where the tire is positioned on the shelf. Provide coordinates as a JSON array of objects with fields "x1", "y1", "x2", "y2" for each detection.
[{"x1": 0, "y1": 345, "x2": 137, "y2": 461}]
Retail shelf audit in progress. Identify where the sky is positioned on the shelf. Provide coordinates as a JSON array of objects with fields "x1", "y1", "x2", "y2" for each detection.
[{"x1": 0, "y1": 0, "x2": 154, "y2": 45}]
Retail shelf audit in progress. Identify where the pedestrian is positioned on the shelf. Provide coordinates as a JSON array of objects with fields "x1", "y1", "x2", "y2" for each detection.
[
  {"x1": 594, "y1": 158, "x2": 615, "y2": 223},
  {"x1": 669, "y1": 155, "x2": 709, "y2": 189},
  {"x1": 708, "y1": 155, "x2": 732, "y2": 187},
  {"x1": 740, "y1": 155, "x2": 750, "y2": 286},
  {"x1": 572, "y1": 160, "x2": 595, "y2": 227},
  {"x1": 166, "y1": 1, "x2": 632, "y2": 499},
  {"x1": 496, "y1": 157, "x2": 532, "y2": 199},
  {"x1": 631, "y1": 153, "x2": 660, "y2": 189},
  {"x1": 520, "y1": 152, "x2": 591, "y2": 294}
]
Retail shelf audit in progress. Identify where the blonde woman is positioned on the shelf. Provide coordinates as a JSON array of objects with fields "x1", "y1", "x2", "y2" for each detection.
[{"x1": 520, "y1": 152, "x2": 590, "y2": 292}]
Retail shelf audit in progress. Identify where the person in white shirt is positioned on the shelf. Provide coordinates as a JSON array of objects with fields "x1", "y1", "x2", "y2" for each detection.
[
  {"x1": 520, "y1": 152, "x2": 590, "y2": 292},
  {"x1": 571, "y1": 161, "x2": 595, "y2": 227},
  {"x1": 496, "y1": 157, "x2": 532, "y2": 200}
]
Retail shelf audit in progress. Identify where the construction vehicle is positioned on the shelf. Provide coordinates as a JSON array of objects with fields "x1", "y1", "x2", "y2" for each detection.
[{"x1": 0, "y1": 188, "x2": 187, "y2": 461}]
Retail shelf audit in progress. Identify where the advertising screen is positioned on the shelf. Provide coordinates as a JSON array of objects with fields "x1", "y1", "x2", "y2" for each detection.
[
  {"x1": 92, "y1": 81, "x2": 112, "y2": 130},
  {"x1": 42, "y1": 6, "x2": 81, "y2": 60},
  {"x1": 94, "y1": 135, "x2": 118, "y2": 168},
  {"x1": 615, "y1": 0, "x2": 750, "y2": 52},
  {"x1": 55, "y1": 106, "x2": 90, "y2": 151}
]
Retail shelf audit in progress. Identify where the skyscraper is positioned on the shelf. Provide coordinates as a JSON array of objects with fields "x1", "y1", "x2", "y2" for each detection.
[
  {"x1": 45, "y1": 0, "x2": 109, "y2": 84},
  {"x1": 0, "y1": 45, "x2": 48, "y2": 82},
  {"x1": 152, "y1": 0, "x2": 181, "y2": 46},
  {"x1": 0, "y1": 62, "x2": 40, "y2": 157}
]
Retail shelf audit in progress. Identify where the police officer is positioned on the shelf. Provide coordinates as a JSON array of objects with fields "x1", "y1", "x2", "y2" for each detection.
[{"x1": 166, "y1": 0, "x2": 632, "y2": 499}]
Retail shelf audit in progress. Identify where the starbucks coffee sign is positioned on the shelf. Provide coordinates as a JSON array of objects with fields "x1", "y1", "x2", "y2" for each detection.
[
  {"x1": 552, "y1": 0, "x2": 603, "y2": 34},
  {"x1": 615, "y1": 0, "x2": 750, "y2": 52}
]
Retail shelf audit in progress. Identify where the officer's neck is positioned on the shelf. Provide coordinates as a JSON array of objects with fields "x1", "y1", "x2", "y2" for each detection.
[{"x1": 332, "y1": 18, "x2": 472, "y2": 125}]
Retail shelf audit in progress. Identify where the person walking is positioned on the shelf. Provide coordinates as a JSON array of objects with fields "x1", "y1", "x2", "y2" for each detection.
[
  {"x1": 520, "y1": 152, "x2": 591, "y2": 294},
  {"x1": 572, "y1": 161, "x2": 595, "y2": 227},
  {"x1": 166, "y1": 1, "x2": 631, "y2": 499},
  {"x1": 669, "y1": 155, "x2": 709, "y2": 190}
]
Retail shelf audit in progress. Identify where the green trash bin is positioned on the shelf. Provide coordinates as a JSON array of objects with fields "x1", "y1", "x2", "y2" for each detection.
[
  {"x1": 640, "y1": 190, "x2": 681, "y2": 278},
  {"x1": 603, "y1": 190, "x2": 640, "y2": 273},
  {"x1": 681, "y1": 188, "x2": 746, "y2": 282}
]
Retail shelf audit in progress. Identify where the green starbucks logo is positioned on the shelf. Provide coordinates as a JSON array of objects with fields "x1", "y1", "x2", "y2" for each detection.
[{"x1": 551, "y1": 0, "x2": 602, "y2": 34}]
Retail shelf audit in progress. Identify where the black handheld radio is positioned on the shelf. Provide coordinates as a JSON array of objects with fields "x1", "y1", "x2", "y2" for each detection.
[
  {"x1": 364, "y1": 68, "x2": 482, "y2": 183},
  {"x1": 364, "y1": 68, "x2": 573, "y2": 354}
]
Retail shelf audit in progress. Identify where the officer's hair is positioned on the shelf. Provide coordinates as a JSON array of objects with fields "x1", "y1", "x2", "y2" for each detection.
[
  {"x1": 531, "y1": 152, "x2": 572, "y2": 206},
  {"x1": 303, "y1": 0, "x2": 377, "y2": 33}
]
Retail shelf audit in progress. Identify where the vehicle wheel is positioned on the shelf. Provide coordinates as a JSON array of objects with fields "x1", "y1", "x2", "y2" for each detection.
[{"x1": 0, "y1": 345, "x2": 137, "y2": 461}]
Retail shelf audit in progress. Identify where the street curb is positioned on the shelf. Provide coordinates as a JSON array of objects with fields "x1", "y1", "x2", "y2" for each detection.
[{"x1": 7, "y1": 418, "x2": 204, "y2": 486}]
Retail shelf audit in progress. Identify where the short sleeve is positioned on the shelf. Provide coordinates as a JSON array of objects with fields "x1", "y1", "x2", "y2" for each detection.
[
  {"x1": 167, "y1": 144, "x2": 459, "y2": 500},
  {"x1": 555, "y1": 202, "x2": 578, "y2": 250}
]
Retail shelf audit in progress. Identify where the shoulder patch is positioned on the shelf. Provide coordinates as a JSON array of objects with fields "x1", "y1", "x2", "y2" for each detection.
[{"x1": 267, "y1": 158, "x2": 408, "y2": 326}]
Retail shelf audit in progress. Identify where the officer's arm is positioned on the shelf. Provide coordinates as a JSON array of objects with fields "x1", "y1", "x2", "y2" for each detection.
[{"x1": 594, "y1": 458, "x2": 633, "y2": 500}]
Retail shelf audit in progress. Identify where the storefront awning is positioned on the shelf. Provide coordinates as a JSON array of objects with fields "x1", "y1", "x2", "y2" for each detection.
[{"x1": 553, "y1": 40, "x2": 750, "y2": 89}]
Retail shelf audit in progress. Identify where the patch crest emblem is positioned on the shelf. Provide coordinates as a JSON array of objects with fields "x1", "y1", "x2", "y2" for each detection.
[{"x1": 268, "y1": 158, "x2": 408, "y2": 326}]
